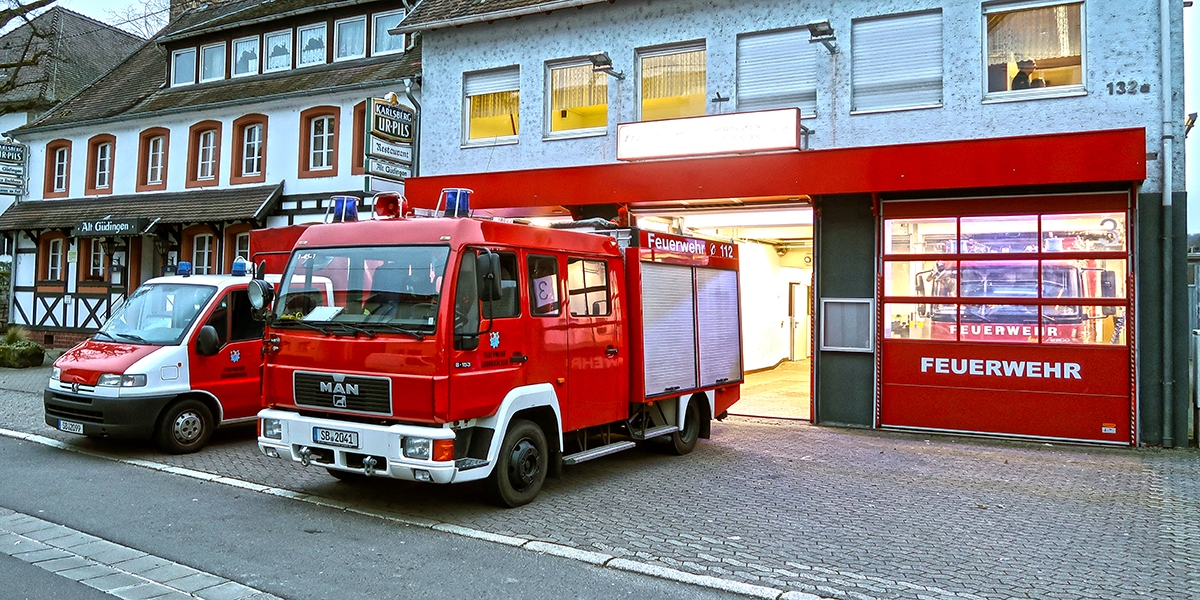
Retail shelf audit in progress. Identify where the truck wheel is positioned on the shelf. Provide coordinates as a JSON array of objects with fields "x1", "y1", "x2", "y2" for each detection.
[
  {"x1": 485, "y1": 419, "x2": 547, "y2": 508},
  {"x1": 669, "y1": 398, "x2": 702, "y2": 455},
  {"x1": 154, "y1": 399, "x2": 213, "y2": 454}
]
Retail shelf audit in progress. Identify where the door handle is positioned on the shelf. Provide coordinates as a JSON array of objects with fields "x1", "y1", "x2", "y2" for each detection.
[
  {"x1": 509, "y1": 353, "x2": 529, "y2": 364},
  {"x1": 605, "y1": 346, "x2": 619, "y2": 357}
]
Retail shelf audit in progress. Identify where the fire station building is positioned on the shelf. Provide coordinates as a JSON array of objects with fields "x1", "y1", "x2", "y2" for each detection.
[{"x1": 392, "y1": 0, "x2": 1188, "y2": 446}]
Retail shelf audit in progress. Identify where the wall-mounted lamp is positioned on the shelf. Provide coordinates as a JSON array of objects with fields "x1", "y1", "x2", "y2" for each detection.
[
  {"x1": 587, "y1": 51, "x2": 625, "y2": 80},
  {"x1": 806, "y1": 20, "x2": 839, "y2": 54},
  {"x1": 1185, "y1": 112, "x2": 1196, "y2": 139}
]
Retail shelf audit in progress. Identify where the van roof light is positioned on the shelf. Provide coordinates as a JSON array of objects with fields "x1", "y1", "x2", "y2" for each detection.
[
  {"x1": 176, "y1": 261, "x2": 193, "y2": 277},
  {"x1": 440, "y1": 188, "x2": 472, "y2": 218},
  {"x1": 231, "y1": 256, "x2": 249, "y2": 276}
]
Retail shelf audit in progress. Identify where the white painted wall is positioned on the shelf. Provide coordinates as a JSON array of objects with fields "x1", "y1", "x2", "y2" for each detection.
[
  {"x1": 738, "y1": 241, "x2": 811, "y2": 371},
  {"x1": 417, "y1": 0, "x2": 1185, "y2": 193}
]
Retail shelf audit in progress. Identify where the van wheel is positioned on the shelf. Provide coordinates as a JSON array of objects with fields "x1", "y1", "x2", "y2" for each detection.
[
  {"x1": 485, "y1": 419, "x2": 547, "y2": 508},
  {"x1": 154, "y1": 399, "x2": 213, "y2": 454},
  {"x1": 669, "y1": 398, "x2": 702, "y2": 455}
]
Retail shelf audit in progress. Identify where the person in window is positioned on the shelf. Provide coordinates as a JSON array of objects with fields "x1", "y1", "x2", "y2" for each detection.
[{"x1": 1011, "y1": 59, "x2": 1037, "y2": 90}]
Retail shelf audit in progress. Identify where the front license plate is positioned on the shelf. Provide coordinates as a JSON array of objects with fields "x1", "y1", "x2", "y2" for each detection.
[
  {"x1": 313, "y1": 426, "x2": 359, "y2": 448},
  {"x1": 58, "y1": 419, "x2": 84, "y2": 435}
]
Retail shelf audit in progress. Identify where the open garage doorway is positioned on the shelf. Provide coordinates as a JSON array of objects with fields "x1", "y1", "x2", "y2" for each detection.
[{"x1": 631, "y1": 205, "x2": 815, "y2": 420}]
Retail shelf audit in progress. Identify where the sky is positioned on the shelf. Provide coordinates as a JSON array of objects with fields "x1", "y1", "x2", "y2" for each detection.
[{"x1": 42, "y1": 1, "x2": 1200, "y2": 233}]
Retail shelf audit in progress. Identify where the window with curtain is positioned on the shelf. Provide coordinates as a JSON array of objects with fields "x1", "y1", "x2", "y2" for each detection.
[
  {"x1": 265, "y1": 30, "x2": 292, "y2": 72},
  {"x1": 984, "y1": 1, "x2": 1083, "y2": 95},
  {"x1": 464, "y1": 67, "x2": 520, "y2": 141},
  {"x1": 736, "y1": 28, "x2": 817, "y2": 115},
  {"x1": 372, "y1": 10, "x2": 406, "y2": 56},
  {"x1": 335, "y1": 17, "x2": 366, "y2": 60},
  {"x1": 638, "y1": 44, "x2": 706, "y2": 122},
  {"x1": 200, "y1": 43, "x2": 225, "y2": 82},
  {"x1": 547, "y1": 62, "x2": 607, "y2": 135},
  {"x1": 851, "y1": 10, "x2": 943, "y2": 113},
  {"x1": 233, "y1": 36, "x2": 259, "y2": 76},
  {"x1": 298, "y1": 24, "x2": 326, "y2": 67}
]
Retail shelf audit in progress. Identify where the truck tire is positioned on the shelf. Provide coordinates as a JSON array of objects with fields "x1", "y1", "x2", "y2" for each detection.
[
  {"x1": 669, "y1": 397, "x2": 702, "y2": 456},
  {"x1": 485, "y1": 419, "x2": 547, "y2": 508},
  {"x1": 154, "y1": 399, "x2": 213, "y2": 454}
]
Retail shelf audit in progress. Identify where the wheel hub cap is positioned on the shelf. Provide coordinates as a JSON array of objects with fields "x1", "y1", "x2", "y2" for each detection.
[
  {"x1": 173, "y1": 411, "x2": 202, "y2": 443},
  {"x1": 509, "y1": 439, "x2": 540, "y2": 489}
]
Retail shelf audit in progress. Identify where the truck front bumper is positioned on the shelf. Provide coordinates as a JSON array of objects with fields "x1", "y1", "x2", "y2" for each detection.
[
  {"x1": 257, "y1": 409, "x2": 478, "y2": 484},
  {"x1": 43, "y1": 387, "x2": 176, "y2": 439}
]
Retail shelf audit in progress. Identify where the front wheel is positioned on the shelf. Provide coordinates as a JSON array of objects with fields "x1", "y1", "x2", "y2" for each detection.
[
  {"x1": 154, "y1": 399, "x2": 213, "y2": 454},
  {"x1": 485, "y1": 419, "x2": 548, "y2": 508}
]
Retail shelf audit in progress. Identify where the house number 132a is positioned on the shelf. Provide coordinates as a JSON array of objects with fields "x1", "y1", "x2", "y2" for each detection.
[{"x1": 1106, "y1": 81, "x2": 1151, "y2": 95}]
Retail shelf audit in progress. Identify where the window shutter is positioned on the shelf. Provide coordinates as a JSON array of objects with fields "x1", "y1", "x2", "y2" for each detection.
[
  {"x1": 736, "y1": 28, "x2": 817, "y2": 115},
  {"x1": 851, "y1": 10, "x2": 943, "y2": 112},
  {"x1": 464, "y1": 67, "x2": 520, "y2": 97}
]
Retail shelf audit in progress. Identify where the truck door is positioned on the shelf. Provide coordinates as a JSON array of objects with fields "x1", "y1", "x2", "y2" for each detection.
[
  {"x1": 523, "y1": 254, "x2": 569, "y2": 422},
  {"x1": 564, "y1": 256, "x2": 626, "y2": 430},
  {"x1": 448, "y1": 250, "x2": 529, "y2": 420},
  {"x1": 188, "y1": 288, "x2": 264, "y2": 421}
]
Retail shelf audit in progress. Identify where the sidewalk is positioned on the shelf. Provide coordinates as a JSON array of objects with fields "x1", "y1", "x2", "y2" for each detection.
[{"x1": 2, "y1": 372, "x2": 1198, "y2": 600}]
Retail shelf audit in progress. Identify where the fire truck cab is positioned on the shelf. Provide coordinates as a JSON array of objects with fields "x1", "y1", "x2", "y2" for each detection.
[{"x1": 255, "y1": 196, "x2": 743, "y2": 506}]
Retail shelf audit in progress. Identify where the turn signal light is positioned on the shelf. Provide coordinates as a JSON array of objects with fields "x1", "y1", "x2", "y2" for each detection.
[{"x1": 433, "y1": 439, "x2": 455, "y2": 462}]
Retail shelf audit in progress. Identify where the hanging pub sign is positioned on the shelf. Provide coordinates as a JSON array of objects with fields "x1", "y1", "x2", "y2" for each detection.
[
  {"x1": 73, "y1": 217, "x2": 146, "y2": 237},
  {"x1": 0, "y1": 142, "x2": 26, "y2": 164},
  {"x1": 369, "y1": 98, "x2": 415, "y2": 143}
]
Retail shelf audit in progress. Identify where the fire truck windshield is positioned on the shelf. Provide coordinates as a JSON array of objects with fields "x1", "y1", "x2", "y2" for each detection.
[
  {"x1": 928, "y1": 263, "x2": 1083, "y2": 322},
  {"x1": 274, "y1": 245, "x2": 450, "y2": 332},
  {"x1": 99, "y1": 283, "x2": 218, "y2": 345}
]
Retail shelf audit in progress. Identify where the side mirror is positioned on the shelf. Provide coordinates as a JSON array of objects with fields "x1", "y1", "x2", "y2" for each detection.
[
  {"x1": 477, "y1": 251, "x2": 502, "y2": 302},
  {"x1": 196, "y1": 325, "x2": 220, "y2": 356},
  {"x1": 248, "y1": 279, "x2": 276, "y2": 322}
]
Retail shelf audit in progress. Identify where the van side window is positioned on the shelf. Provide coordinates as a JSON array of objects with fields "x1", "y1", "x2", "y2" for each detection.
[
  {"x1": 204, "y1": 295, "x2": 230, "y2": 347},
  {"x1": 484, "y1": 252, "x2": 520, "y2": 319},
  {"x1": 567, "y1": 258, "x2": 610, "y2": 316},
  {"x1": 527, "y1": 255, "x2": 560, "y2": 317},
  {"x1": 230, "y1": 290, "x2": 264, "y2": 341}
]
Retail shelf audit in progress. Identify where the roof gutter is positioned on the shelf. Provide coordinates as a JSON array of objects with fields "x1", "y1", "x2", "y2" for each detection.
[
  {"x1": 158, "y1": 0, "x2": 376, "y2": 44},
  {"x1": 15, "y1": 75, "x2": 420, "y2": 137},
  {"x1": 391, "y1": 0, "x2": 609, "y2": 34}
]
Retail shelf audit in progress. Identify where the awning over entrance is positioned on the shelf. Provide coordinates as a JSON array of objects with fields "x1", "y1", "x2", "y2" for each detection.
[{"x1": 0, "y1": 183, "x2": 283, "y2": 232}]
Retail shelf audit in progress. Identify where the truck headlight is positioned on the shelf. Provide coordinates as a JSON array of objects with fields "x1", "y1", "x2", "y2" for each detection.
[
  {"x1": 261, "y1": 418, "x2": 283, "y2": 440},
  {"x1": 51, "y1": 367, "x2": 61, "y2": 381},
  {"x1": 403, "y1": 437, "x2": 432, "y2": 460},
  {"x1": 97, "y1": 374, "x2": 147, "y2": 387}
]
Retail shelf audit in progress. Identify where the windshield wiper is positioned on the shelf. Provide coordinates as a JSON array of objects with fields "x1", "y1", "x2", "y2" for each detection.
[
  {"x1": 365, "y1": 323, "x2": 428, "y2": 341},
  {"x1": 93, "y1": 330, "x2": 117, "y2": 341},
  {"x1": 115, "y1": 332, "x2": 148, "y2": 343},
  {"x1": 278, "y1": 320, "x2": 336, "y2": 336},
  {"x1": 333, "y1": 323, "x2": 377, "y2": 339}
]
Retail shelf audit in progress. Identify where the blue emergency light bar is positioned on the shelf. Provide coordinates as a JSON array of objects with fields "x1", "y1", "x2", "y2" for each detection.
[
  {"x1": 329, "y1": 195, "x2": 360, "y2": 223},
  {"x1": 231, "y1": 257, "x2": 249, "y2": 276},
  {"x1": 442, "y1": 188, "x2": 472, "y2": 218},
  {"x1": 176, "y1": 261, "x2": 193, "y2": 277}
]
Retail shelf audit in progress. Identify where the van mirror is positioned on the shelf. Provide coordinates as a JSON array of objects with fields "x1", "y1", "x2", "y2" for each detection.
[
  {"x1": 477, "y1": 251, "x2": 502, "y2": 302},
  {"x1": 196, "y1": 325, "x2": 220, "y2": 356}
]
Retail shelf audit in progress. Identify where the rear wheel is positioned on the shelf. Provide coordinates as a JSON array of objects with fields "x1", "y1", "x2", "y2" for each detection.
[
  {"x1": 154, "y1": 399, "x2": 213, "y2": 454},
  {"x1": 485, "y1": 419, "x2": 548, "y2": 508},
  {"x1": 669, "y1": 398, "x2": 702, "y2": 455}
]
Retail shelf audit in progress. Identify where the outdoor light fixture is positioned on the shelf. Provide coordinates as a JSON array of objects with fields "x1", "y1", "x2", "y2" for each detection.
[
  {"x1": 587, "y1": 51, "x2": 625, "y2": 80},
  {"x1": 806, "y1": 20, "x2": 839, "y2": 54},
  {"x1": 1186, "y1": 112, "x2": 1196, "y2": 139}
]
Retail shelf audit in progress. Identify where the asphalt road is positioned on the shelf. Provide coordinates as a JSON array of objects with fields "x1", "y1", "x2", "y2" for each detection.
[{"x1": 0, "y1": 435, "x2": 748, "y2": 600}]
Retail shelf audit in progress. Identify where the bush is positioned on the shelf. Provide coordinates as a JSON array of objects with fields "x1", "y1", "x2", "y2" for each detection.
[{"x1": 0, "y1": 327, "x2": 44, "y2": 368}]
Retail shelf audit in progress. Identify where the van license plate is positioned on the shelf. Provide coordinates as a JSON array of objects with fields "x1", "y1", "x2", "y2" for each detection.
[
  {"x1": 58, "y1": 420, "x2": 84, "y2": 434},
  {"x1": 313, "y1": 427, "x2": 358, "y2": 448}
]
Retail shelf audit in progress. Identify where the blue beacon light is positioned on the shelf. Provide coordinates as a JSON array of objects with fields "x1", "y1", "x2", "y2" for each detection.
[{"x1": 176, "y1": 261, "x2": 193, "y2": 277}]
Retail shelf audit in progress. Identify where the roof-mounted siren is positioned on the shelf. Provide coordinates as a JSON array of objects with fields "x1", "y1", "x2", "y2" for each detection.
[
  {"x1": 371, "y1": 191, "x2": 409, "y2": 220},
  {"x1": 437, "y1": 188, "x2": 473, "y2": 218},
  {"x1": 176, "y1": 261, "x2": 193, "y2": 277},
  {"x1": 325, "y1": 195, "x2": 360, "y2": 223},
  {"x1": 231, "y1": 256, "x2": 249, "y2": 276}
]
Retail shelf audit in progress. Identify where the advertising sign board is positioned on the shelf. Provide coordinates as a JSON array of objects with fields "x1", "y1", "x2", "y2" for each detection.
[
  {"x1": 369, "y1": 99, "x2": 415, "y2": 143},
  {"x1": 72, "y1": 218, "x2": 147, "y2": 237},
  {"x1": 367, "y1": 136, "x2": 412, "y2": 164},
  {"x1": 616, "y1": 108, "x2": 801, "y2": 161},
  {"x1": 366, "y1": 158, "x2": 411, "y2": 181}
]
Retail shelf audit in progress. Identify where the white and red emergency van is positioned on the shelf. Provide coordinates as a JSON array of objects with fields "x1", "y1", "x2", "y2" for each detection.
[
  {"x1": 253, "y1": 192, "x2": 743, "y2": 506},
  {"x1": 44, "y1": 225, "x2": 316, "y2": 454}
]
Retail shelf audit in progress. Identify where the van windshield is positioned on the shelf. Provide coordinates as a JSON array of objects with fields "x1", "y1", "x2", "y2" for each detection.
[
  {"x1": 275, "y1": 245, "x2": 450, "y2": 332},
  {"x1": 99, "y1": 283, "x2": 217, "y2": 345}
]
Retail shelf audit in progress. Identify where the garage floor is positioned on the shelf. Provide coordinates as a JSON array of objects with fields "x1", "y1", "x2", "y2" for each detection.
[{"x1": 730, "y1": 359, "x2": 811, "y2": 420}]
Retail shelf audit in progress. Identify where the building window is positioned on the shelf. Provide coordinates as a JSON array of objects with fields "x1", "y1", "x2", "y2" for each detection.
[
  {"x1": 852, "y1": 10, "x2": 943, "y2": 113},
  {"x1": 187, "y1": 121, "x2": 222, "y2": 187},
  {"x1": 89, "y1": 240, "x2": 106, "y2": 279},
  {"x1": 242, "y1": 123, "x2": 263, "y2": 175},
  {"x1": 463, "y1": 66, "x2": 520, "y2": 142},
  {"x1": 545, "y1": 61, "x2": 607, "y2": 137},
  {"x1": 47, "y1": 238, "x2": 63, "y2": 281},
  {"x1": 172, "y1": 48, "x2": 196, "y2": 86},
  {"x1": 984, "y1": 1, "x2": 1084, "y2": 98},
  {"x1": 299, "y1": 107, "x2": 339, "y2": 178},
  {"x1": 44, "y1": 140, "x2": 70, "y2": 197},
  {"x1": 146, "y1": 136, "x2": 165, "y2": 183},
  {"x1": 233, "y1": 36, "x2": 259, "y2": 77},
  {"x1": 297, "y1": 23, "x2": 327, "y2": 67},
  {"x1": 231, "y1": 114, "x2": 267, "y2": 184},
  {"x1": 86, "y1": 134, "x2": 116, "y2": 195},
  {"x1": 335, "y1": 16, "x2": 366, "y2": 61},
  {"x1": 265, "y1": 30, "x2": 292, "y2": 72},
  {"x1": 193, "y1": 234, "x2": 214, "y2": 275},
  {"x1": 638, "y1": 43, "x2": 706, "y2": 121},
  {"x1": 200, "y1": 42, "x2": 225, "y2": 82},
  {"x1": 736, "y1": 28, "x2": 817, "y2": 115},
  {"x1": 235, "y1": 232, "x2": 250, "y2": 260},
  {"x1": 197, "y1": 130, "x2": 216, "y2": 180},
  {"x1": 137, "y1": 128, "x2": 169, "y2": 192},
  {"x1": 372, "y1": 9, "x2": 406, "y2": 56}
]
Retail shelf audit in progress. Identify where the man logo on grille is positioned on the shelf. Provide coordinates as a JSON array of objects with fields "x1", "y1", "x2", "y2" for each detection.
[
  {"x1": 71, "y1": 382, "x2": 80, "y2": 394},
  {"x1": 333, "y1": 395, "x2": 347, "y2": 408}
]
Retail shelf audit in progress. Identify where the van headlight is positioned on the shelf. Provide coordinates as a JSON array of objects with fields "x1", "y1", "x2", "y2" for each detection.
[
  {"x1": 97, "y1": 374, "x2": 147, "y2": 387},
  {"x1": 51, "y1": 367, "x2": 61, "y2": 381},
  {"x1": 403, "y1": 437, "x2": 432, "y2": 460}
]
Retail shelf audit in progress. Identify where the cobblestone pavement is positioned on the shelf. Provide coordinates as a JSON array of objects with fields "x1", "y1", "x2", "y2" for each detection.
[{"x1": 5, "y1": 366, "x2": 1198, "y2": 600}]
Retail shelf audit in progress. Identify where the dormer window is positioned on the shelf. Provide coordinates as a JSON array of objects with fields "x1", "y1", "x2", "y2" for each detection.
[
  {"x1": 172, "y1": 48, "x2": 196, "y2": 86},
  {"x1": 297, "y1": 23, "x2": 327, "y2": 67},
  {"x1": 372, "y1": 9, "x2": 406, "y2": 56},
  {"x1": 265, "y1": 30, "x2": 292, "y2": 72},
  {"x1": 233, "y1": 36, "x2": 259, "y2": 76},
  {"x1": 200, "y1": 42, "x2": 226, "y2": 82},
  {"x1": 335, "y1": 17, "x2": 366, "y2": 61}
]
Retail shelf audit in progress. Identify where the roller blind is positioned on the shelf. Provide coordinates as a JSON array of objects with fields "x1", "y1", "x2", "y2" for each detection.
[
  {"x1": 736, "y1": 28, "x2": 817, "y2": 115},
  {"x1": 640, "y1": 262, "x2": 698, "y2": 396},
  {"x1": 464, "y1": 66, "x2": 519, "y2": 97},
  {"x1": 851, "y1": 10, "x2": 943, "y2": 112}
]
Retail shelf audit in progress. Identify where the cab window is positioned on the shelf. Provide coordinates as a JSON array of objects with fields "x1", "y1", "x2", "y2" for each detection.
[
  {"x1": 527, "y1": 255, "x2": 560, "y2": 316},
  {"x1": 483, "y1": 252, "x2": 520, "y2": 319},
  {"x1": 203, "y1": 290, "x2": 263, "y2": 348},
  {"x1": 567, "y1": 258, "x2": 610, "y2": 316}
]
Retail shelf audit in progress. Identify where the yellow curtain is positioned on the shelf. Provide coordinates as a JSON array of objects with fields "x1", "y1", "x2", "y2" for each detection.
[
  {"x1": 986, "y1": 4, "x2": 1081, "y2": 64},
  {"x1": 551, "y1": 65, "x2": 607, "y2": 111},
  {"x1": 641, "y1": 49, "x2": 706, "y2": 101},
  {"x1": 469, "y1": 90, "x2": 519, "y2": 119}
]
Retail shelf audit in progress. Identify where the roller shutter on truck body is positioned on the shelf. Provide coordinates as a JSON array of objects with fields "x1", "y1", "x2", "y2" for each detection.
[
  {"x1": 640, "y1": 261, "x2": 698, "y2": 396},
  {"x1": 696, "y1": 267, "x2": 743, "y2": 387}
]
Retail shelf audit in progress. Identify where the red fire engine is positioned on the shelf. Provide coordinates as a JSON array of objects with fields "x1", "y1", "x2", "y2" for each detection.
[{"x1": 252, "y1": 192, "x2": 743, "y2": 506}]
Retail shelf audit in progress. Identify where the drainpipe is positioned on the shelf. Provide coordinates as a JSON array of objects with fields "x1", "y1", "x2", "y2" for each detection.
[
  {"x1": 405, "y1": 76, "x2": 421, "y2": 178},
  {"x1": 1159, "y1": 0, "x2": 1174, "y2": 447}
]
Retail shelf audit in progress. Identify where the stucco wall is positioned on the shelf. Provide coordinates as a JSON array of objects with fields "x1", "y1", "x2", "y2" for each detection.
[{"x1": 417, "y1": 0, "x2": 1186, "y2": 192}]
